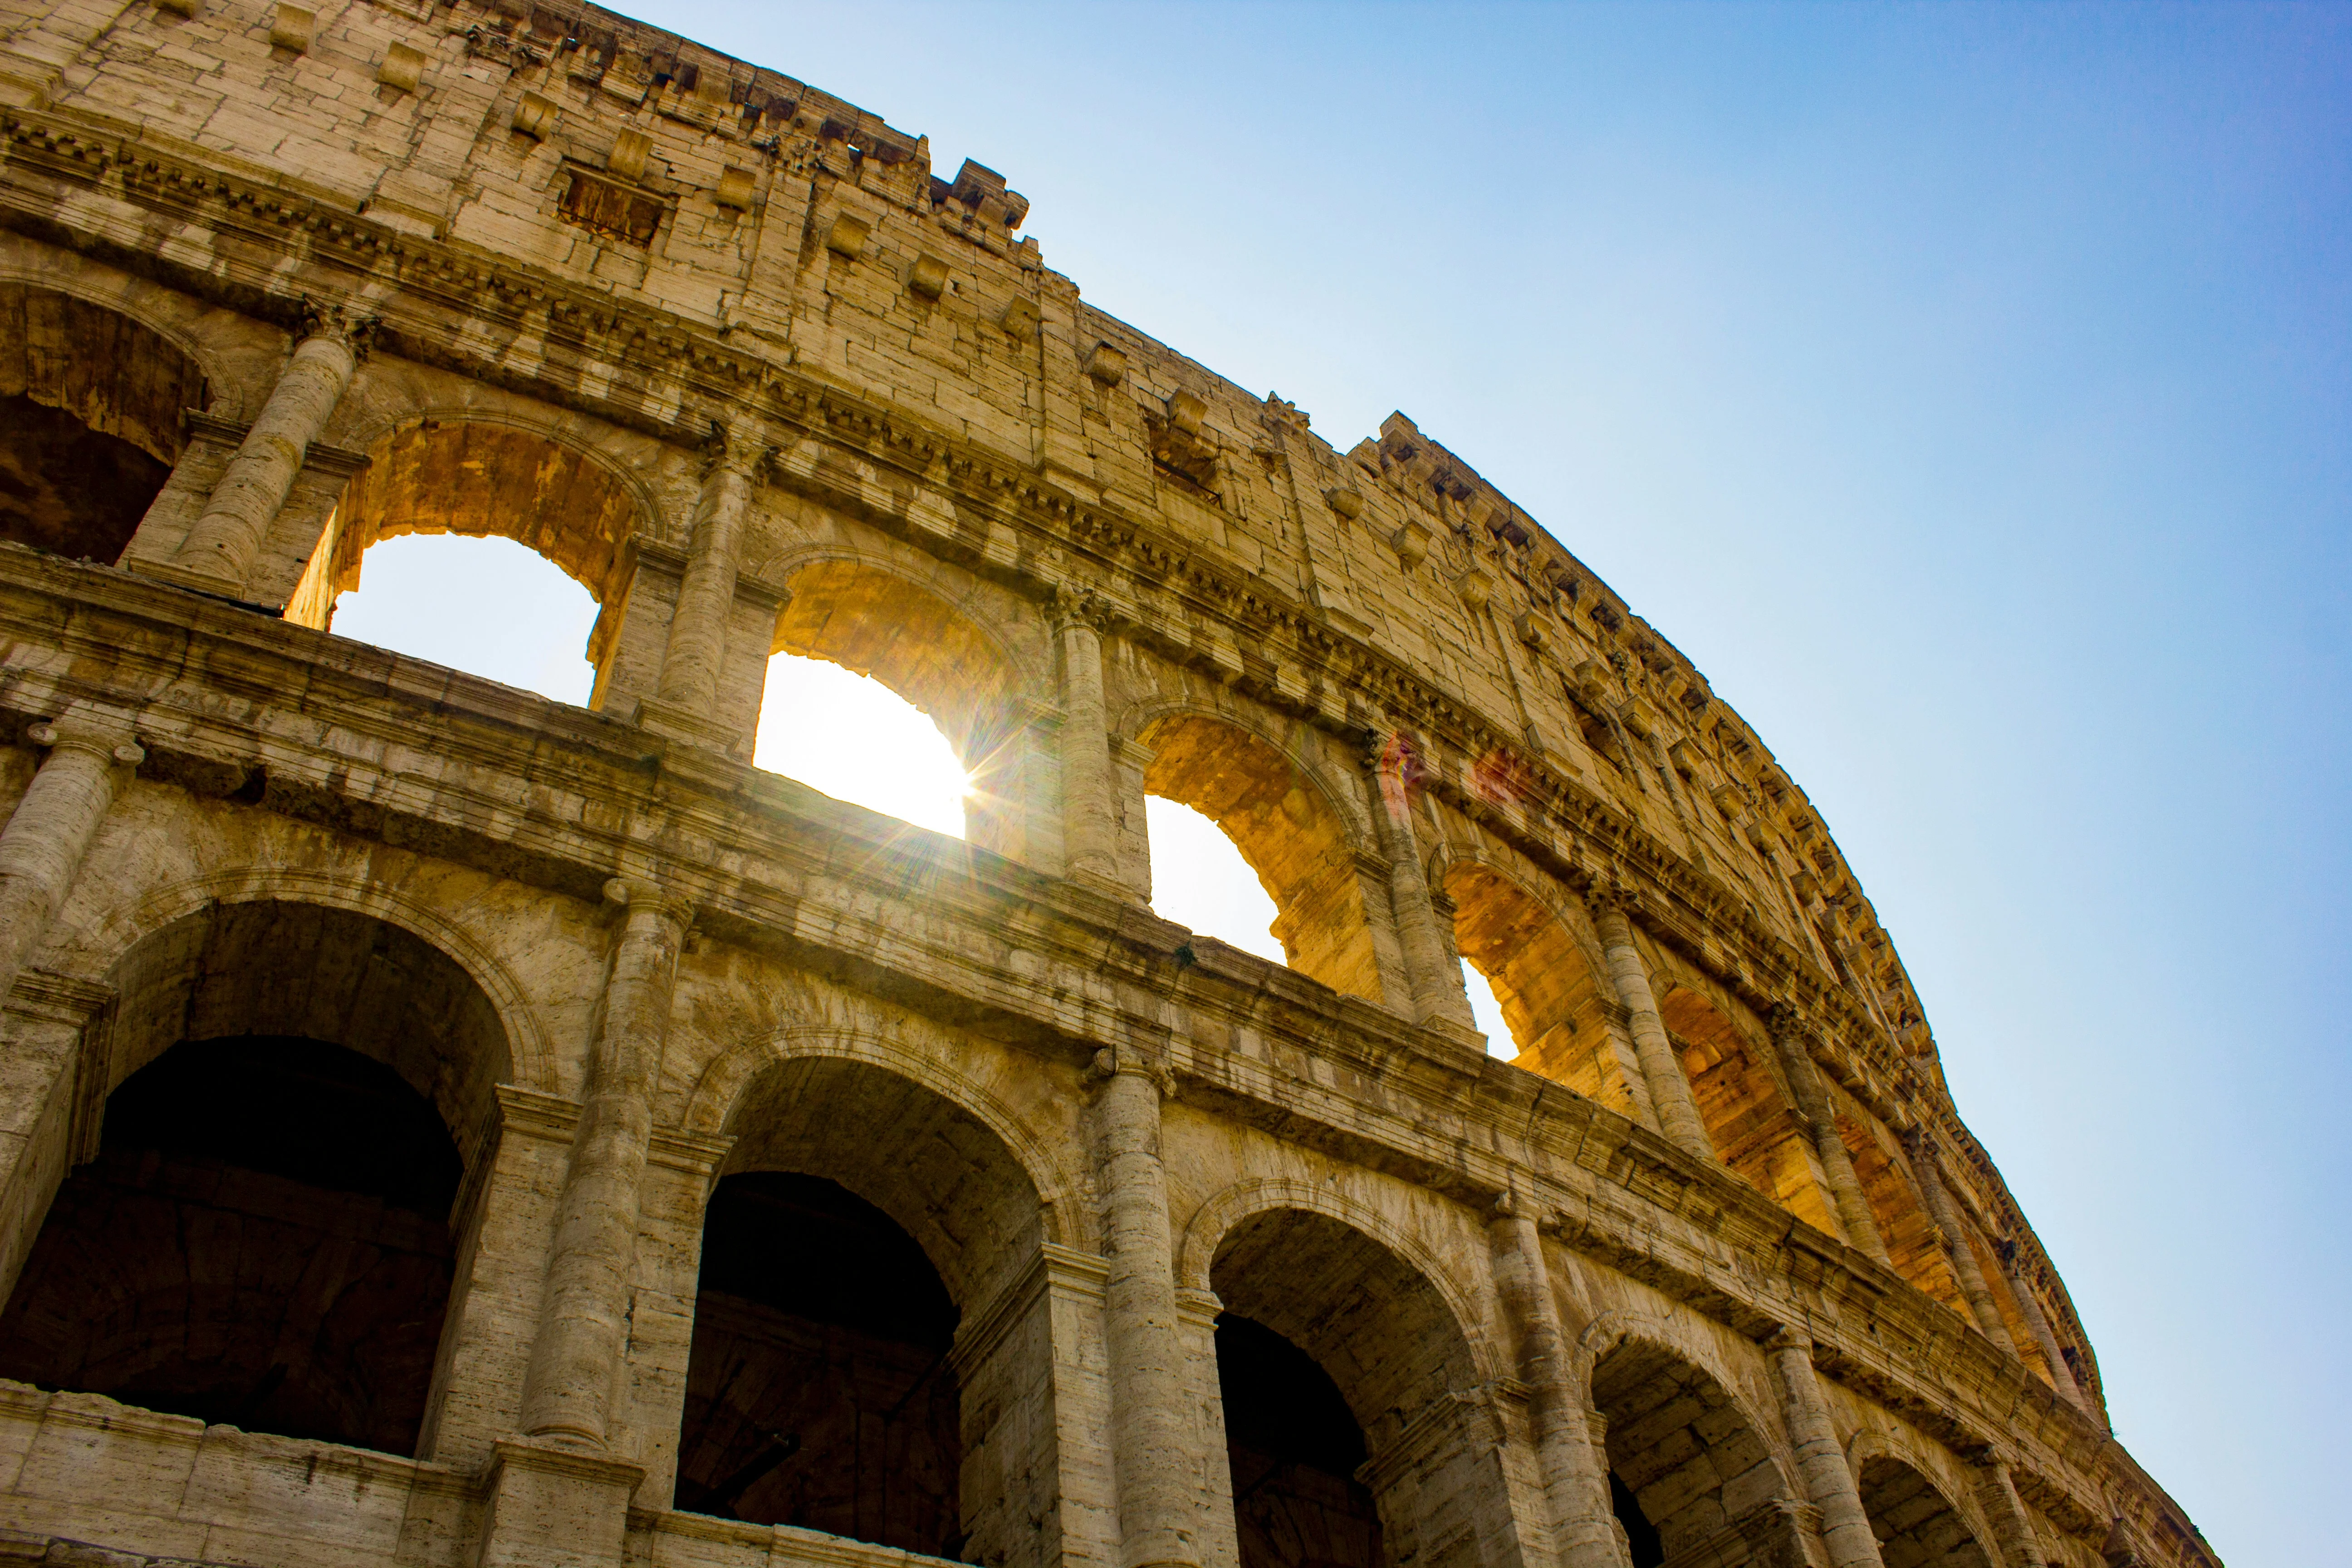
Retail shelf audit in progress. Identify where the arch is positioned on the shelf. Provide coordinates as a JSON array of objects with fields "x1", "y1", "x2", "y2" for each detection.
[
  {"x1": 1176, "y1": 1178, "x2": 1499, "y2": 1382},
  {"x1": 677, "y1": 1043, "x2": 1067, "y2": 1568},
  {"x1": 705, "y1": 1042, "x2": 1054, "y2": 1310},
  {"x1": 767, "y1": 551, "x2": 1044, "y2": 853},
  {"x1": 54, "y1": 867, "x2": 558, "y2": 1098},
  {"x1": 0, "y1": 281, "x2": 207, "y2": 563},
  {"x1": 1133, "y1": 708, "x2": 1383, "y2": 1001},
  {"x1": 1836, "y1": 1112, "x2": 1965, "y2": 1310},
  {"x1": 1658, "y1": 986, "x2": 1837, "y2": 1234},
  {"x1": 680, "y1": 1024, "x2": 1082, "y2": 1254},
  {"x1": 0, "y1": 897, "x2": 516, "y2": 1459},
  {"x1": 1578, "y1": 1315, "x2": 1801, "y2": 1568},
  {"x1": 1852, "y1": 1452, "x2": 1996, "y2": 1568},
  {"x1": 1194, "y1": 1185, "x2": 1507, "y2": 1568},
  {"x1": 303, "y1": 414, "x2": 650, "y2": 617},
  {"x1": 1439, "y1": 854, "x2": 1632, "y2": 1116}
]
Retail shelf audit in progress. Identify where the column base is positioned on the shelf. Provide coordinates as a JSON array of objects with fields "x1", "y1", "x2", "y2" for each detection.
[
  {"x1": 633, "y1": 696, "x2": 751, "y2": 759},
  {"x1": 1418, "y1": 1017, "x2": 1492, "y2": 1059},
  {"x1": 475, "y1": 1437, "x2": 646, "y2": 1568},
  {"x1": 122, "y1": 557, "x2": 274, "y2": 611}
]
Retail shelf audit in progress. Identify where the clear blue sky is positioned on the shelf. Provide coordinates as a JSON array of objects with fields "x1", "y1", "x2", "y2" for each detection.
[{"x1": 340, "y1": 5, "x2": 2347, "y2": 1559}]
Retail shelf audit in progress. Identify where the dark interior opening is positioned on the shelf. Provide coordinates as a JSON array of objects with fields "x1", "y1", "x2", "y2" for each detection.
[
  {"x1": 1610, "y1": 1469, "x2": 1665, "y2": 1568},
  {"x1": 1216, "y1": 1312, "x2": 1383, "y2": 1568},
  {"x1": 676, "y1": 1171, "x2": 962, "y2": 1554},
  {"x1": 0, "y1": 393, "x2": 171, "y2": 563},
  {"x1": 0, "y1": 1035, "x2": 462, "y2": 1455}
]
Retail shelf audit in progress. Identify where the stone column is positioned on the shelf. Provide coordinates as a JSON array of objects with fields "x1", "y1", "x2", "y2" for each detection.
[
  {"x1": 1994, "y1": 1239, "x2": 2090, "y2": 1412},
  {"x1": 1970, "y1": 1453, "x2": 2049, "y2": 1568},
  {"x1": 1366, "y1": 737, "x2": 1476, "y2": 1032},
  {"x1": 1905, "y1": 1132, "x2": 2019, "y2": 1355},
  {"x1": 1086, "y1": 1049, "x2": 1202, "y2": 1568},
  {"x1": 1764, "y1": 1328, "x2": 1883, "y2": 1568},
  {"x1": 1591, "y1": 897, "x2": 1713, "y2": 1161},
  {"x1": 157, "y1": 302, "x2": 368, "y2": 599},
  {"x1": 1488, "y1": 1202, "x2": 1629, "y2": 1568},
  {"x1": 1054, "y1": 596, "x2": 1126, "y2": 893},
  {"x1": 0, "y1": 713, "x2": 142, "y2": 1005},
  {"x1": 1767, "y1": 1008, "x2": 1889, "y2": 1263},
  {"x1": 517, "y1": 877, "x2": 691, "y2": 1448},
  {"x1": 638, "y1": 427, "x2": 762, "y2": 750}
]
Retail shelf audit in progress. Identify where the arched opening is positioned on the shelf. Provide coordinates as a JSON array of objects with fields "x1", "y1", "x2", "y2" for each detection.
[
  {"x1": 0, "y1": 284, "x2": 205, "y2": 563},
  {"x1": 1589, "y1": 1338, "x2": 1797, "y2": 1566},
  {"x1": 1210, "y1": 1207, "x2": 1491, "y2": 1568},
  {"x1": 681, "y1": 1055, "x2": 1053, "y2": 1567},
  {"x1": 753, "y1": 654, "x2": 970, "y2": 839},
  {"x1": 1837, "y1": 1116, "x2": 1965, "y2": 1311},
  {"x1": 1659, "y1": 989, "x2": 1836, "y2": 1232},
  {"x1": 1216, "y1": 1313, "x2": 1380, "y2": 1568},
  {"x1": 1138, "y1": 716, "x2": 1382, "y2": 1002},
  {"x1": 1445, "y1": 863, "x2": 1634, "y2": 1098},
  {"x1": 1857, "y1": 1457, "x2": 1993, "y2": 1568},
  {"x1": 328, "y1": 534, "x2": 601, "y2": 704},
  {"x1": 0, "y1": 900, "x2": 509, "y2": 1459},
  {"x1": 769, "y1": 560, "x2": 1025, "y2": 854},
  {"x1": 676, "y1": 1171, "x2": 960, "y2": 1549},
  {"x1": 290, "y1": 419, "x2": 637, "y2": 701},
  {"x1": 1145, "y1": 793, "x2": 1285, "y2": 964}
]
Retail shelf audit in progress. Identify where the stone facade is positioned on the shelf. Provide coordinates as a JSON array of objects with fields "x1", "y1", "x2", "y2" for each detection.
[{"x1": 0, "y1": 2, "x2": 2213, "y2": 1567}]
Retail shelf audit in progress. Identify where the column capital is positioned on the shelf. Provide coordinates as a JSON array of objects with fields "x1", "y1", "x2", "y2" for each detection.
[
  {"x1": 24, "y1": 714, "x2": 143, "y2": 770},
  {"x1": 697, "y1": 416, "x2": 772, "y2": 480},
  {"x1": 602, "y1": 875, "x2": 696, "y2": 931},
  {"x1": 1047, "y1": 583, "x2": 1115, "y2": 634},
  {"x1": 1763, "y1": 1323, "x2": 1814, "y2": 1357},
  {"x1": 1085, "y1": 1044, "x2": 1176, "y2": 1099},
  {"x1": 297, "y1": 294, "x2": 380, "y2": 358}
]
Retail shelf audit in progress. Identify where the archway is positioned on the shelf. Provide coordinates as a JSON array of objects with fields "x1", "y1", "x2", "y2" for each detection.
[
  {"x1": 1588, "y1": 1337, "x2": 1798, "y2": 1567},
  {"x1": 680, "y1": 1054, "x2": 1055, "y2": 1566},
  {"x1": 676, "y1": 1171, "x2": 960, "y2": 1548},
  {"x1": 1857, "y1": 1457, "x2": 1993, "y2": 1568},
  {"x1": 769, "y1": 559, "x2": 1027, "y2": 854},
  {"x1": 0, "y1": 900, "x2": 510, "y2": 1458},
  {"x1": 1837, "y1": 1117, "x2": 1965, "y2": 1311},
  {"x1": 1443, "y1": 862, "x2": 1636, "y2": 1111},
  {"x1": 1209, "y1": 1205, "x2": 1494, "y2": 1568},
  {"x1": 0, "y1": 284, "x2": 206, "y2": 563},
  {"x1": 289, "y1": 418, "x2": 638, "y2": 699},
  {"x1": 1138, "y1": 715, "x2": 1382, "y2": 1002},
  {"x1": 1659, "y1": 989, "x2": 1836, "y2": 1233}
]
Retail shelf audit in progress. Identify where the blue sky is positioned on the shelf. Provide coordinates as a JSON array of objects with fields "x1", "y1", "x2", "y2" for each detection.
[{"x1": 337, "y1": 5, "x2": 2348, "y2": 1559}]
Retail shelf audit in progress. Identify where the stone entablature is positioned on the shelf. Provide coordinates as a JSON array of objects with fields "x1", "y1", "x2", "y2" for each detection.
[{"x1": 0, "y1": 0, "x2": 2210, "y2": 1565}]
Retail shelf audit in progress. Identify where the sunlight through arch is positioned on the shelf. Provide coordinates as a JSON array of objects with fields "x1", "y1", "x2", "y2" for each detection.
[
  {"x1": 753, "y1": 654, "x2": 971, "y2": 838},
  {"x1": 1460, "y1": 961, "x2": 1511, "y2": 1057},
  {"x1": 1145, "y1": 795, "x2": 1283, "y2": 965},
  {"x1": 328, "y1": 534, "x2": 598, "y2": 704}
]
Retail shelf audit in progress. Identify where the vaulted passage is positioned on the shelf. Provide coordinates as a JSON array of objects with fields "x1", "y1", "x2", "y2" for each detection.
[
  {"x1": 1589, "y1": 1338, "x2": 1798, "y2": 1566},
  {"x1": 1857, "y1": 1458, "x2": 1992, "y2": 1568},
  {"x1": 1660, "y1": 988, "x2": 1836, "y2": 1232},
  {"x1": 690, "y1": 1055, "x2": 1056, "y2": 1568},
  {"x1": 1216, "y1": 1313, "x2": 1381, "y2": 1568},
  {"x1": 0, "y1": 285, "x2": 204, "y2": 563},
  {"x1": 675, "y1": 1171, "x2": 961, "y2": 1552},
  {"x1": 1210, "y1": 1208, "x2": 1494, "y2": 1568},
  {"x1": 0, "y1": 1035, "x2": 461, "y2": 1454}
]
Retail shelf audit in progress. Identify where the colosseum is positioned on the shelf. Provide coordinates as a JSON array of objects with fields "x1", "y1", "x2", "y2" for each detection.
[{"x1": 0, "y1": 2, "x2": 2215, "y2": 1567}]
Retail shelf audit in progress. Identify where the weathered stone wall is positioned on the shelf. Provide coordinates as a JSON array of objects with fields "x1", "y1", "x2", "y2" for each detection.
[{"x1": 0, "y1": 0, "x2": 2211, "y2": 1566}]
